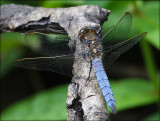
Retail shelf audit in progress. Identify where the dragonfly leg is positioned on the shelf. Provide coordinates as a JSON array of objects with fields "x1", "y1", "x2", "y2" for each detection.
[{"x1": 87, "y1": 59, "x2": 92, "y2": 81}]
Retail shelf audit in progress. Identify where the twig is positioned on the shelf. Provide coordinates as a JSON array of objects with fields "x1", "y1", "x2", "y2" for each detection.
[{"x1": 0, "y1": 4, "x2": 110, "y2": 121}]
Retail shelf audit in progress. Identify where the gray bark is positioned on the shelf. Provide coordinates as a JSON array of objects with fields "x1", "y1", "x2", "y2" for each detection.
[{"x1": 0, "y1": 4, "x2": 111, "y2": 121}]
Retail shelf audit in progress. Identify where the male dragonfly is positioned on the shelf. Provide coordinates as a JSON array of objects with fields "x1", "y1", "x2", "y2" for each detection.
[{"x1": 16, "y1": 12, "x2": 147, "y2": 114}]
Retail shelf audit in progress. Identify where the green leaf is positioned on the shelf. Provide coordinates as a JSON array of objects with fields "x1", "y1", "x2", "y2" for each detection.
[
  {"x1": 0, "y1": 0, "x2": 13, "y2": 5},
  {"x1": 140, "y1": 40, "x2": 159, "y2": 92},
  {"x1": 110, "y1": 78, "x2": 159, "y2": 112},
  {"x1": 133, "y1": 1, "x2": 159, "y2": 50},
  {"x1": 1, "y1": 32, "x2": 26, "y2": 77},
  {"x1": 1, "y1": 78, "x2": 159, "y2": 119},
  {"x1": 105, "y1": 1, "x2": 131, "y2": 12},
  {"x1": 1, "y1": 85, "x2": 68, "y2": 120},
  {"x1": 1, "y1": 32, "x2": 25, "y2": 53},
  {"x1": 143, "y1": 111, "x2": 160, "y2": 121},
  {"x1": 42, "y1": 1, "x2": 66, "y2": 8},
  {"x1": 0, "y1": 48, "x2": 24, "y2": 77},
  {"x1": 41, "y1": 1, "x2": 83, "y2": 8},
  {"x1": 83, "y1": 1, "x2": 110, "y2": 8}
]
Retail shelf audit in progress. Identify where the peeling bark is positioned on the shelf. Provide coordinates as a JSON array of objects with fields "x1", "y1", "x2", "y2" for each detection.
[{"x1": 0, "y1": 4, "x2": 111, "y2": 120}]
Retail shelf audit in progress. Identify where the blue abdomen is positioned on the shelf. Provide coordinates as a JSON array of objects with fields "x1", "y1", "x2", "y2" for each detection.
[{"x1": 92, "y1": 58, "x2": 117, "y2": 114}]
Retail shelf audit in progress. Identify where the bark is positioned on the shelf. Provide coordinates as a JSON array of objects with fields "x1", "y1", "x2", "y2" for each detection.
[{"x1": 0, "y1": 4, "x2": 111, "y2": 121}]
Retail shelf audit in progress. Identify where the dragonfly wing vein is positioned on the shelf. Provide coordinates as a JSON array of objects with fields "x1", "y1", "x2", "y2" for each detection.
[{"x1": 15, "y1": 55, "x2": 74, "y2": 77}]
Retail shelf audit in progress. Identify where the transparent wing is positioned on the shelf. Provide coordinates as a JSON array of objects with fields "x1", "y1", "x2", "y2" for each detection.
[
  {"x1": 25, "y1": 32, "x2": 74, "y2": 56},
  {"x1": 15, "y1": 54, "x2": 74, "y2": 77},
  {"x1": 103, "y1": 32, "x2": 147, "y2": 69},
  {"x1": 102, "y1": 12, "x2": 132, "y2": 47}
]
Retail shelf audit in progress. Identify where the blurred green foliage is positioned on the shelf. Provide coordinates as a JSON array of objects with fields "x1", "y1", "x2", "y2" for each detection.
[
  {"x1": 1, "y1": 79, "x2": 158, "y2": 120},
  {"x1": 143, "y1": 111, "x2": 160, "y2": 121},
  {"x1": 1, "y1": 85, "x2": 68, "y2": 120},
  {"x1": 1, "y1": 0, "x2": 159, "y2": 120},
  {"x1": 1, "y1": 32, "x2": 26, "y2": 77}
]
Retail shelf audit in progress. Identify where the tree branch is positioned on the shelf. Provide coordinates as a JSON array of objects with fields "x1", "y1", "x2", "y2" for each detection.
[{"x1": 0, "y1": 4, "x2": 111, "y2": 120}]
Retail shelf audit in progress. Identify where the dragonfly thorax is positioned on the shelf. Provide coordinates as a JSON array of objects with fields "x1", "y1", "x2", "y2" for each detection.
[{"x1": 79, "y1": 27, "x2": 102, "y2": 60}]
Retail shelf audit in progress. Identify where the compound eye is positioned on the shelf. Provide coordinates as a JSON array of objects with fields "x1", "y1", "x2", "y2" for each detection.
[{"x1": 79, "y1": 28, "x2": 97, "y2": 38}]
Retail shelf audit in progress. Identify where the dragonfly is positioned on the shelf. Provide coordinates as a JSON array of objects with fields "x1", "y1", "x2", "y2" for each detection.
[{"x1": 16, "y1": 12, "x2": 147, "y2": 114}]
